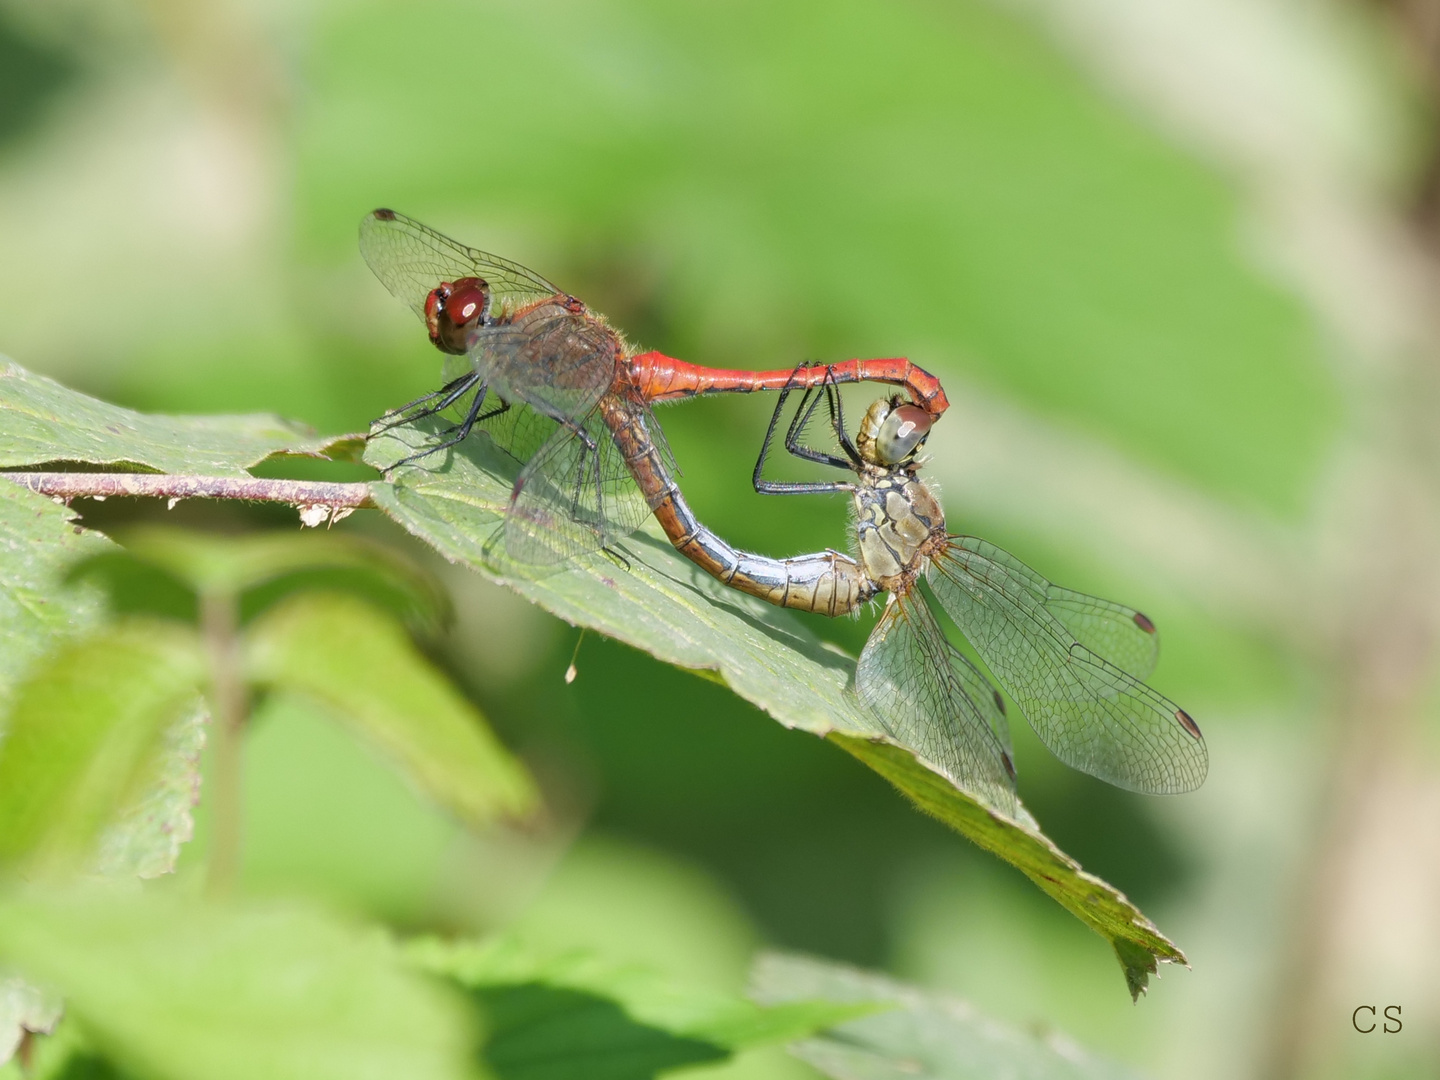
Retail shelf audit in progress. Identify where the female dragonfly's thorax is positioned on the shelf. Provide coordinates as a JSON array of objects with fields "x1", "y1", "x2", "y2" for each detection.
[{"x1": 852, "y1": 466, "x2": 945, "y2": 592}]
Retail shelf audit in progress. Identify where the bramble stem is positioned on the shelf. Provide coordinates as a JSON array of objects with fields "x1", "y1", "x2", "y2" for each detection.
[{"x1": 2, "y1": 472, "x2": 376, "y2": 510}]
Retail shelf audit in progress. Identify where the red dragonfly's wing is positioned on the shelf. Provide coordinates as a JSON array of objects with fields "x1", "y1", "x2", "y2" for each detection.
[
  {"x1": 359, "y1": 208, "x2": 560, "y2": 321},
  {"x1": 502, "y1": 403, "x2": 652, "y2": 565}
]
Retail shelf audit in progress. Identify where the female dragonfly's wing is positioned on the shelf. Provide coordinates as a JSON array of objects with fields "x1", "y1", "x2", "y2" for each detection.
[
  {"x1": 927, "y1": 537, "x2": 1208, "y2": 795},
  {"x1": 359, "y1": 208, "x2": 560, "y2": 320},
  {"x1": 856, "y1": 588, "x2": 1018, "y2": 817},
  {"x1": 502, "y1": 402, "x2": 652, "y2": 565},
  {"x1": 943, "y1": 538, "x2": 1161, "y2": 678}
]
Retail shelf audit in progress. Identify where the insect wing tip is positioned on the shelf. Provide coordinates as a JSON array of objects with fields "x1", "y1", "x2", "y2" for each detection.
[{"x1": 1175, "y1": 708, "x2": 1202, "y2": 741}]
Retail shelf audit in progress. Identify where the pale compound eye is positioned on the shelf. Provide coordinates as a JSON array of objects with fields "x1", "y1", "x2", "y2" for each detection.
[{"x1": 875, "y1": 403, "x2": 932, "y2": 464}]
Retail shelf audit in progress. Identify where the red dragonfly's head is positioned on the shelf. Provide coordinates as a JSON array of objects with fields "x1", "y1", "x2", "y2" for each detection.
[{"x1": 423, "y1": 278, "x2": 490, "y2": 355}]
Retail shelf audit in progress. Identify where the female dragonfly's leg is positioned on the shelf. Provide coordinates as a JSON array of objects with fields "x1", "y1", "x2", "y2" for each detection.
[{"x1": 783, "y1": 371, "x2": 863, "y2": 468}]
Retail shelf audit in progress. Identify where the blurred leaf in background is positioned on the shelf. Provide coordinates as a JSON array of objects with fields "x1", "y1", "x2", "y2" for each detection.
[
  {"x1": 0, "y1": 891, "x2": 478, "y2": 1080},
  {"x1": 0, "y1": 484, "x2": 108, "y2": 711},
  {"x1": 0, "y1": 618, "x2": 205, "y2": 875},
  {"x1": 0, "y1": 513, "x2": 538, "y2": 890},
  {"x1": 409, "y1": 936, "x2": 873, "y2": 1080},
  {"x1": 752, "y1": 951, "x2": 1144, "y2": 1080}
]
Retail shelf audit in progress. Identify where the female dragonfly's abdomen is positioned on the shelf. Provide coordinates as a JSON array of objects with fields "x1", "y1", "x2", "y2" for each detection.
[{"x1": 665, "y1": 503, "x2": 872, "y2": 616}]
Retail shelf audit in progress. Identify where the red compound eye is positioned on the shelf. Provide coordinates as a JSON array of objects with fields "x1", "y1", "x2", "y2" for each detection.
[
  {"x1": 424, "y1": 278, "x2": 490, "y2": 354},
  {"x1": 445, "y1": 280, "x2": 487, "y2": 325}
]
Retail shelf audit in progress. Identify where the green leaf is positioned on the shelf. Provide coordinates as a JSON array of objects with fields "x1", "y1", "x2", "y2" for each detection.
[
  {"x1": 0, "y1": 358, "x2": 346, "y2": 476},
  {"x1": 750, "y1": 953, "x2": 1145, "y2": 1080},
  {"x1": 244, "y1": 592, "x2": 537, "y2": 826},
  {"x1": 410, "y1": 937, "x2": 867, "y2": 1051},
  {"x1": 64, "y1": 550, "x2": 199, "y2": 624},
  {"x1": 0, "y1": 492, "x2": 198, "y2": 880},
  {"x1": 0, "y1": 620, "x2": 206, "y2": 875},
  {"x1": 92, "y1": 700, "x2": 208, "y2": 880},
  {"x1": 407, "y1": 937, "x2": 869, "y2": 1080},
  {"x1": 472, "y1": 984, "x2": 723, "y2": 1080},
  {"x1": 364, "y1": 425, "x2": 875, "y2": 743},
  {"x1": 0, "y1": 483, "x2": 110, "y2": 711},
  {"x1": 0, "y1": 891, "x2": 477, "y2": 1080},
  {"x1": 111, "y1": 526, "x2": 449, "y2": 627},
  {"x1": 830, "y1": 738, "x2": 1183, "y2": 998},
  {"x1": 366, "y1": 423, "x2": 1184, "y2": 996}
]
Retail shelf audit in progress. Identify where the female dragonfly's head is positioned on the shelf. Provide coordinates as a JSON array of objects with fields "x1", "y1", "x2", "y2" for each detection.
[{"x1": 857, "y1": 396, "x2": 933, "y2": 468}]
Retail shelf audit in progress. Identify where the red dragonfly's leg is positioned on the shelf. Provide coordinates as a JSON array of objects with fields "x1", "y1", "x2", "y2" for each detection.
[{"x1": 628, "y1": 352, "x2": 949, "y2": 417}]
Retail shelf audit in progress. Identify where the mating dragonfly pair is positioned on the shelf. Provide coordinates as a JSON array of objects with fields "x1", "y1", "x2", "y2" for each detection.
[{"x1": 360, "y1": 209, "x2": 1208, "y2": 815}]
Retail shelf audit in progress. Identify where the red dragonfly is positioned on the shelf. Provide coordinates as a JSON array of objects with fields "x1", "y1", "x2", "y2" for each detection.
[{"x1": 359, "y1": 208, "x2": 944, "y2": 593}]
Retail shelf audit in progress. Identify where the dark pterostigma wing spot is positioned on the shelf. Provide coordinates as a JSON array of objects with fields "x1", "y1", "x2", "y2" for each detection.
[{"x1": 927, "y1": 540, "x2": 1207, "y2": 794}]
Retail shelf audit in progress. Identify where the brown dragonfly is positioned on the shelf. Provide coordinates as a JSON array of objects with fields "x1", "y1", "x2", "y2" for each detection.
[{"x1": 748, "y1": 378, "x2": 1208, "y2": 812}]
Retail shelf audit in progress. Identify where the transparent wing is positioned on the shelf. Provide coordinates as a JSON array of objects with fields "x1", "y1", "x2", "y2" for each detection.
[
  {"x1": 371, "y1": 370, "x2": 565, "y2": 471},
  {"x1": 502, "y1": 405, "x2": 651, "y2": 565},
  {"x1": 856, "y1": 589, "x2": 1018, "y2": 816},
  {"x1": 467, "y1": 305, "x2": 617, "y2": 429},
  {"x1": 359, "y1": 208, "x2": 561, "y2": 319},
  {"x1": 475, "y1": 401, "x2": 563, "y2": 468},
  {"x1": 416, "y1": 377, "x2": 677, "y2": 485},
  {"x1": 927, "y1": 539, "x2": 1207, "y2": 794},
  {"x1": 944, "y1": 538, "x2": 1159, "y2": 678}
]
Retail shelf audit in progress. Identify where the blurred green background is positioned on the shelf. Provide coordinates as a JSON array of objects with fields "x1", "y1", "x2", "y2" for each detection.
[{"x1": 2, "y1": 1, "x2": 1437, "y2": 1078}]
